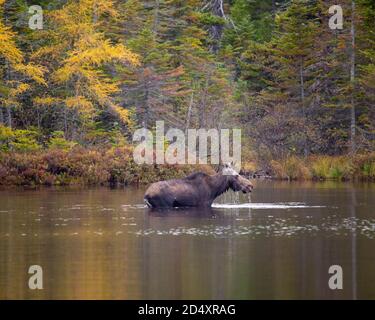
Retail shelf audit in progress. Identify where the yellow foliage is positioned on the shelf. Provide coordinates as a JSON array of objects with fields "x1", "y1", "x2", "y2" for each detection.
[
  {"x1": 0, "y1": 4, "x2": 45, "y2": 84},
  {"x1": 67, "y1": 40, "x2": 140, "y2": 67},
  {"x1": 110, "y1": 104, "x2": 132, "y2": 125},
  {"x1": 53, "y1": 64, "x2": 77, "y2": 83},
  {"x1": 79, "y1": 0, "x2": 118, "y2": 18},
  {"x1": 33, "y1": 97, "x2": 62, "y2": 106},
  {"x1": 13, "y1": 64, "x2": 47, "y2": 86},
  {"x1": 49, "y1": 0, "x2": 117, "y2": 34},
  {"x1": 0, "y1": 24, "x2": 23, "y2": 65},
  {"x1": 89, "y1": 81, "x2": 119, "y2": 101},
  {"x1": 31, "y1": 42, "x2": 66, "y2": 60},
  {"x1": 242, "y1": 161, "x2": 257, "y2": 173},
  {"x1": 65, "y1": 96, "x2": 94, "y2": 113},
  {"x1": 9, "y1": 83, "x2": 30, "y2": 96},
  {"x1": 28, "y1": 0, "x2": 138, "y2": 126},
  {"x1": 0, "y1": 5, "x2": 46, "y2": 96}
]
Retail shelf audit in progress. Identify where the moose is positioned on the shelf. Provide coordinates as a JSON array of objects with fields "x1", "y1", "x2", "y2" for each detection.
[{"x1": 144, "y1": 163, "x2": 254, "y2": 208}]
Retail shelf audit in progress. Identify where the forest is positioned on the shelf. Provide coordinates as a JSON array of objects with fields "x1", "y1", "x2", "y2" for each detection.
[{"x1": 0, "y1": 0, "x2": 374, "y2": 185}]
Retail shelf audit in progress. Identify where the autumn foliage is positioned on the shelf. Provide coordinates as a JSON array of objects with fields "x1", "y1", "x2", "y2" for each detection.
[{"x1": 0, "y1": 0, "x2": 374, "y2": 184}]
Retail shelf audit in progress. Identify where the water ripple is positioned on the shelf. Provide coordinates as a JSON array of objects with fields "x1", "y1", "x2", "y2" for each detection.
[{"x1": 130, "y1": 217, "x2": 375, "y2": 239}]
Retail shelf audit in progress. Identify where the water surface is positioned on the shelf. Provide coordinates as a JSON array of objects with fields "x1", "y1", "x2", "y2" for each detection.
[{"x1": 0, "y1": 180, "x2": 374, "y2": 299}]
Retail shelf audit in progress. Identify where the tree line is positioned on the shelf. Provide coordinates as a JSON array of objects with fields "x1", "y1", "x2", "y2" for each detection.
[{"x1": 0, "y1": 0, "x2": 374, "y2": 162}]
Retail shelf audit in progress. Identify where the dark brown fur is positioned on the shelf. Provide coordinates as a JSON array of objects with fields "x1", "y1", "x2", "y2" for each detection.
[{"x1": 144, "y1": 171, "x2": 253, "y2": 208}]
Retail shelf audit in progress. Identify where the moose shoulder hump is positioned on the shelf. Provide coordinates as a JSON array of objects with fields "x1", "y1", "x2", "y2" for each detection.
[{"x1": 184, "y1": 172, "x2": 209, "y2": 181}]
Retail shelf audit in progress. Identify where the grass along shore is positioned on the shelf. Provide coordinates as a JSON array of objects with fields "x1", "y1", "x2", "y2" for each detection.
[
  {"x1": 0, "y1": 147, "x2": 214, "y2": 186},
  {"x1": 0, "y1": 147, "x2": 374, "y2": 186},
  {"x1": 249, "y1": 154, "x2": 375, "y2": 182}
]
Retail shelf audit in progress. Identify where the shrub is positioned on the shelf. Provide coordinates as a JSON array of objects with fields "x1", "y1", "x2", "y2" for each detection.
[
  {"x1": 0, "y1": 146, "x2": 373, "y2": 185},
  {"x1": 284, "y1": 156, "x2": 311, "y2": 180},
  {"x1": 362, "y1": 162, "x2": 375, "y2": 179},
  {"x1": 48, "y1": 131, "x2": 76, "y2": 150},
  {"x1": 0, "y1": 125, "x2": 14, "y2": 151},
  {"x1": 310, "y1": 156, "x2": 354, "y2": 180},
  {"x1": 311, "y1": 156, "x2": 331, "y2": 178},
  {"x1": 270, "y1": 160, "x2": 287, "y2": 179},
  {"x1": 241, "y1": 161, "x2": 257, "y2": 173},
  {"x1": 354, "y1": 153, "x2": 375, "y2": 180},
  {"x1": 329, "y1": 157, "x2": 354, "y2": 180},
  {"x1": 270, "y1": 156, "x2": 311, "y2": 180},
  {"x1": 0, "y1": 125, "x2": 41, "y2": 152}
]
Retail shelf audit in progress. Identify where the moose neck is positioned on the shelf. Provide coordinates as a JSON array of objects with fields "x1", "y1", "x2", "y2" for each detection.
[{"x1": 208, "y1": 174, "x2": 231, "y2": 200}]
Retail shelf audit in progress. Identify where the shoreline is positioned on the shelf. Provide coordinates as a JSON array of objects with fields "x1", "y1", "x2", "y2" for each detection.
[
  {"x1": 0, "y1": 147, "x2": 374, "y2": 186},
  {"x1": 0, "y1": 179, "x2": 374, "y2": 194}
]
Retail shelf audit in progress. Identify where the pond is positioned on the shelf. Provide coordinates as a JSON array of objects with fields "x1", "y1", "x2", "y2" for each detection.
[{"x1": 0, "y1": 180, "x2": 374, "y2": 299}]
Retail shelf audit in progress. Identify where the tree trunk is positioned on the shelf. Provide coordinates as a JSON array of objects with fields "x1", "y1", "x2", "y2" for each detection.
[
  {"x1": 153, "y1": 0, "x2": 160, "y2": 38},
  {"x1": 185, "y1": 91, "x2": 194, "y2": 134},
  {"x1": 37, "y1": 107, "x2": 41, "y2": 130},
  {"x1": 208, "y1": 0, "x2": 225, "y2": 53},
  {"x1": 300, "y1": 58, "x2": 308, "y2": 157},
  {"x1": 144, "y1": 82, "x2": 150, "y2": 128},
  {"x1": 93, "y1": 1, "x2": 98, "y2": 24},
  {"x1": 7, "y1": 106, "x2": 12, "y2": 129},
  {"x1": 64, "y1": 107, "x2": 68, "y2": 136},
  {"x1": 350, "y1": 0, "x2": 356, "y2": 153},
  {"x1": 199, "y1": 75, "x2": 209, "y2": 128}
]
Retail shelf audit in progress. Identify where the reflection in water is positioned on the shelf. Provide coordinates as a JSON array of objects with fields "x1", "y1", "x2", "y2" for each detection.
[
  {"x1": 0, "y1": 181, "x2": 375, "y2": 299},
  {"x1": 350, "y1": 185, "x2": 357, "y2": 300},
  {"x1": 147, "y1": 206, "x2": 219, "y2": 218}
]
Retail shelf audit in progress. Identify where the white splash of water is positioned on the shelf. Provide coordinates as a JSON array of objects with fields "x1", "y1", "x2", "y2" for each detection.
[
  {"x1": 212, "y1": 202, "x2": 325, "y2": 209},
  {"x1": 247, "y1": 193, "x2": 252, "y2": 203},
  {"x1": 235, "y1": 192, "x2": 240, "y2": 204}
]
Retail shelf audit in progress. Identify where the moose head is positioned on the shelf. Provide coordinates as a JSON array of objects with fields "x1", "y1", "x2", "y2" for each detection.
[{"x1": 222, "y1": 162, "x2": 254, "y2": 194}]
